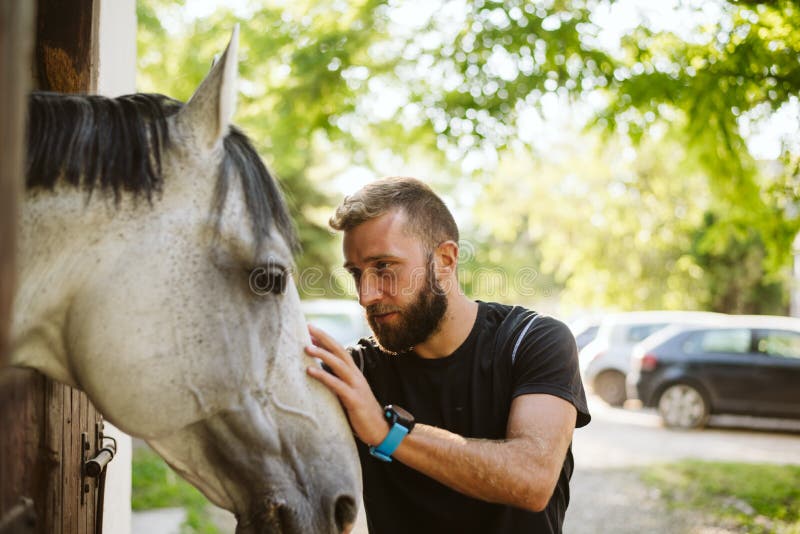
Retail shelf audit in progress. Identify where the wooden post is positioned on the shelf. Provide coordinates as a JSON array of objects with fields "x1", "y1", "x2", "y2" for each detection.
[
  {"x1": 0, "y1": 0, "x2": 38, "y2": 525},
  {"x1": 34, "y1": 0, "x2": 99, "y2": 92},
  {"x1": 0, "y1": 0, "x2": 34, "y2": 366},
  {"x1": 1, "y1": 1, "x2": 103, "y2": 532}
]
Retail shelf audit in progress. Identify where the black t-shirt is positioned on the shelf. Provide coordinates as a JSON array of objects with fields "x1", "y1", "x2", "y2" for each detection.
[{"x1": 348, "y1": 301, "x2": 591, "y2": 534}]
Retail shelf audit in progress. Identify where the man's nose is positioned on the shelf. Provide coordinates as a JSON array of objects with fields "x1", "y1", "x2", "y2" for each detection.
[{"x1": 358, "y1": 271, "x2": 383, "y2": 307}]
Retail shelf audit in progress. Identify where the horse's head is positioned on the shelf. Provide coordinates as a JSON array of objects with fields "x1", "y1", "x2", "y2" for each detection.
[{"x1": 12, "y1": 27, "x2": 360, "y2": 533}]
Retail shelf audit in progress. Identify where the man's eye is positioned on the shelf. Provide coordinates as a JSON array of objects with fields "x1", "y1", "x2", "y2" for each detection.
[
  {"x1": 249, "y1": 265, "x2": 289, "y2": 295},
  {"x1": 376, "y1": 262, "x2": 392, "y2": 270}
]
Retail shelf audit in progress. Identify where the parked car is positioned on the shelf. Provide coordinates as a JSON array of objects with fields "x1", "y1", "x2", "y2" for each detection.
[
  {"x1": 579, "y1": 311, "x2": 721, "y2": 406},
  {"x1": 569, "y1": 316, "x2": 602, "y2": 351},
  {"x1": 301, "y1": 299, "x2": 371, "y2": 346},
  {"x1": 628, "y1": 315, "x2": 800, "y2": 428}
]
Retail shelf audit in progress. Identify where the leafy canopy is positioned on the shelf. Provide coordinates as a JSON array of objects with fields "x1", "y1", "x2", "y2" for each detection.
[{"x1": 137, "y1": 0, "x2": 799, "y2": 311}]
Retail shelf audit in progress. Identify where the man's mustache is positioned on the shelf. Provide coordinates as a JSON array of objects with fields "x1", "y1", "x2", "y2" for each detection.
[{"x1": 366, "y1": 304, "x2": 402, "y2": 317}]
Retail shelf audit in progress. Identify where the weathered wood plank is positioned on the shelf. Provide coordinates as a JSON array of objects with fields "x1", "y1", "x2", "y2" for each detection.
[
  {"x1": 42, "y1": 377, "x2": 62, "y2": 534},
  {"x1": 77, "y1": 394, "x2": 87, "y2": 534},
  {"x1": 61, "y1": 385, "x2": 71, "y2": 533},
  {"x1": 0, "y1": 369, "x2": 51, "y2": 532},
  {"x1": 65, "y1": 387, "x2": 76, "y2": 533}
]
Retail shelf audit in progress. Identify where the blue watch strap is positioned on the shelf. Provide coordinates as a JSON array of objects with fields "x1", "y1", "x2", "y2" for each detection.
[{"x1": 368, "y1": 423, "x2": 409, "y2": 462}]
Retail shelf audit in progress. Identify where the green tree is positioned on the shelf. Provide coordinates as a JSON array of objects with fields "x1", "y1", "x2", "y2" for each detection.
[
  {"x1": 594, "y1": 0, "x2": 800, "y2": 275},
  {"x1": 472, "y1": 131, "x2": 708, "y2": 312},
  {"x1": 472, "y1": 125, "x2": 787, "y2": 314},
  {"x1": 392, "y1": 0, "x2": 798, "y2": 312},
  {"x1": 136, "y1": 0, "x2": 396, "y2": 295},
  {"x1": 690, "y1": 213, "x2": 785, "y2": 314},
  {"x1": 137, "y1": 0, "x2": 799, "y2": 310}
]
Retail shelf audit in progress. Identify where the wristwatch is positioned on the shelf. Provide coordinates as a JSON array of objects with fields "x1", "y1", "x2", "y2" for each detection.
[{"x1": 368, "y1": 404, "x2": 415, "y2": 462}]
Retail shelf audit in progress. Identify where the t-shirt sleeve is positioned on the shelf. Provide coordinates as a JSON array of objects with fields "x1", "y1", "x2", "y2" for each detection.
[
  {"x1": 511, "y1": 315, "x2": 591, "y2": 428},
  {"x1": 347, "y1": 342, "x2": 366, "y2": 373}
]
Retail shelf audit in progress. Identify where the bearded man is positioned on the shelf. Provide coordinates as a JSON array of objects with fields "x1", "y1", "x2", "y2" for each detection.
[{"x1": 306, "y1": 177, "x2": 591, "y2": 534}]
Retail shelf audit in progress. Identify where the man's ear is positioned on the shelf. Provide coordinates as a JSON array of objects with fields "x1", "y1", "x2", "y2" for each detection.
[{"x1": 435, "y1": 240, "x2": 460, "y2": 273}]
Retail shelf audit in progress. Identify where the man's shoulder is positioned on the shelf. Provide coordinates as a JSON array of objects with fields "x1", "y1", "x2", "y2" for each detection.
[
  {"x1": 479, "y1": 301, "x2": 572, "y2": 354},
  {"x1": 480, "y1": 301, "x2": 536, "y2": 335},
  {"x1": 348, "y1": 336, "x2": 386, "y2": 371}
]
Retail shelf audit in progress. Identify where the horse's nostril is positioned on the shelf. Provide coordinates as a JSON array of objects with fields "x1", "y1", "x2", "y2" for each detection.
[{"x1": 334, "y1": 494, "x2": 357, "y2": 532}]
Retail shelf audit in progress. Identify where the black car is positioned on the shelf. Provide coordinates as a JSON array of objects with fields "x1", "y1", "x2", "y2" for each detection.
[{"x1": 628, "y1": 317, "x2": 800, "y2": 428}]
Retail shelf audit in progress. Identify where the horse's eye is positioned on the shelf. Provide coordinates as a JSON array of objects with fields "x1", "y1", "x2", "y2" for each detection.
[{"x1": 249, "y1": 265, "x2": 288, "y2": 295}]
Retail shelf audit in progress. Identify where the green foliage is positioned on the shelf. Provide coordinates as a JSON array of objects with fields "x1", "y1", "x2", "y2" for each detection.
[
  {"x1": 691, "y1": 212, "x2": 786, "y2": 313},
  {"x1": 136, "y1": 0, "x2": 397, "y2": 296},
  {"x1": 393, "y1": 0, "x2": 799, "y2": 310},
  {"x1": 475, "y1": 132, "x2": 700, "y2": 311},
  {"x1": 643, "y1": 460, "x2": 800, "y2": 533},
  {"x1": 132, "y1": 447, "x2": 218, "y2": 534},
  {"x1": 598, "y1": 0, "x2": 800, "y2": 274},
  {"x1": 136, "y1": 0, "x2": 799, "y2": 310}
]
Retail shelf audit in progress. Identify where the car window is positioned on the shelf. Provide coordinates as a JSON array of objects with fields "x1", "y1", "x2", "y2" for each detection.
[
  {"x1": 684, "y1": 328, "x2": 751, "y2": 354},
  {"x1": 626, "y1": 323, "x2": 668, "y2": 343},
  {"x1": 755, "y1": 329, "x2": 800, "y2": 360},
  {"x1": 575, "y1": 326, "x2": 599, "y2": 349}
]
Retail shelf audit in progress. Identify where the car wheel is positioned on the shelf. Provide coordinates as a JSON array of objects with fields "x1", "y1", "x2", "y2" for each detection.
[
  {"x1": 593, "y1": 370, "x2": 627, "y2": 406},
  {"x1": 657, "y1": 383, "x2": 709, "y2": 429}
]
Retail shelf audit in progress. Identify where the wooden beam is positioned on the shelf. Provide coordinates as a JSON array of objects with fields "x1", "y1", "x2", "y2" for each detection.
[
  {"x1": 0, "y1": 0, "x2": 34, "y2": 367},
  {"x1": 0, "y1": 0, "x2": 38, "y2": 528},
  {"x1": 0, "y1": 370, "x2": 51, "y2": 531},
  {"x1": 2, "y1": 1, "x2": 102, "y2": 532},
  {"x1": 35, "y1": 0, "x2": 98, "y2": 92}
]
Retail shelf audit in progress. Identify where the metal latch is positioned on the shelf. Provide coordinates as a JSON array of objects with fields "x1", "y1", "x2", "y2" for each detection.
[
  {"x1": 85, "y1": 440, "x2": 116, "y2": 478},
  {"x1": 81, "y1": 422, "x2": 117, "y2": 505}
]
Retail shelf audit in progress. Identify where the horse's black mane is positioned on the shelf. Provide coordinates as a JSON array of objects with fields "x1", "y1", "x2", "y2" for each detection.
[{"x1": 25, "y1": 91, "x2": 298, "y2": 253}]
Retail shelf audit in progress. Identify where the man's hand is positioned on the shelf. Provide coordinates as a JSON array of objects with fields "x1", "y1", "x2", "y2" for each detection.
[{"x1": 305, "y1": 324, "x2": 389, "y2": 446}]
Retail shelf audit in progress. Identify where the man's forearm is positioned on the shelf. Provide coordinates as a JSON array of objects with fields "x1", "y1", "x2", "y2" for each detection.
[{"x1": 392, "y1": 423, "x2": 563, "y2": 512}]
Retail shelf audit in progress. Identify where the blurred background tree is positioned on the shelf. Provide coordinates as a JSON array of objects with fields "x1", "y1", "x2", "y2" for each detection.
[
  {"x1": 137, "y1": 0, "x2": 800, "y2": 315},
  {"x1": 138, "y1": 0, "x2": 398, "y2": 293}
]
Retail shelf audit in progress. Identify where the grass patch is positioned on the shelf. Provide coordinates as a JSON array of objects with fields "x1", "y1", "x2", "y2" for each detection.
[
  {"x1": 132, "y1": 447, "x2": 219, "y2": 534},
  {"x1": 642, "y1": 460, "x2": 800, "y2": 533}
]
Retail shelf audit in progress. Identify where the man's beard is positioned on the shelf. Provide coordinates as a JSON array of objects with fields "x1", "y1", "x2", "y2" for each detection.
[{"x1": 366, "y1": 259, "x2": 448, "y2": 355}]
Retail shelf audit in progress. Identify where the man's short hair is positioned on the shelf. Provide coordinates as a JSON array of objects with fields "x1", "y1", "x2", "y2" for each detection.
[{"x1": 329, "y1": 176, "x2": 459, "y2": 251}]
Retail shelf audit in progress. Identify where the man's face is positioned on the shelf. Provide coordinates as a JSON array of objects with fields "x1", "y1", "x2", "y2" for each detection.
[{"x1": 343, "y1": 210, "x2": 448, "y2": 354}]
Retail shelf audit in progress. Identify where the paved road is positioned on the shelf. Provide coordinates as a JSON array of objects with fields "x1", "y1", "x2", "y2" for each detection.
[
  {"x1": 574, "y1": 396, "x2": 800, "y2": 468},
  {"x1": 565, "y1": 395, "x2": 800, "y2": 533}
]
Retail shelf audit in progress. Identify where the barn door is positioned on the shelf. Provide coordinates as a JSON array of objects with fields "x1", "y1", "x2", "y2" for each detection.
[{"x1": 0, "y1": 1, "x2": 106, "y2": 533}]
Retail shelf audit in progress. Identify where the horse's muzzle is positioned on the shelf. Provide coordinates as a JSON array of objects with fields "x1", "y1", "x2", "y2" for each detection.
[{"x1": 236, "y1": 493, "x2": 358, "y2": 534}]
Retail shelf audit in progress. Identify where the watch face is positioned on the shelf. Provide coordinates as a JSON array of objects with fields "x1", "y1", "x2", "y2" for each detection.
[
  {"x1": 392, "y1": 405, "x2": 413, "y2": 422},
  {"x1": 385, "y1": 404, "x2": 415, "y2": 430}
]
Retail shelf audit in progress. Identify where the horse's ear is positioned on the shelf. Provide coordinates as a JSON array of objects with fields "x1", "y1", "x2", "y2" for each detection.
[{"x1": 176, "y1": 25, "x2": 239, "y2": 152}]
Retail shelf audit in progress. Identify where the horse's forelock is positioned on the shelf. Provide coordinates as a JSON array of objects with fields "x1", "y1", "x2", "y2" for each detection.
[{"x1": 24, "y1": 91, "x2": 298, "y2": 256}]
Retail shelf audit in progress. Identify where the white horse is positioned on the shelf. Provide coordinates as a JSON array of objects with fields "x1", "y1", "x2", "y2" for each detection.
[{"x1": 10, "y1": 28, "x2": 360, "y2": 533}]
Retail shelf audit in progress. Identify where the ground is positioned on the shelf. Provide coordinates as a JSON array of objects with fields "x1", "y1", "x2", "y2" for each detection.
[
  {"x1": 564, "y1": 396, "x2": 800, "y2": 534},
  {"x1": 133, "y1": 394, "x2": 800, "y2": 533}
]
